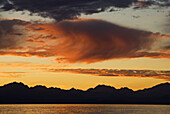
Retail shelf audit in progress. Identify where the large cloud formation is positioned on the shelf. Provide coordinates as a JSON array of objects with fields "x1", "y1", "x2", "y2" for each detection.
[
  {"x1": 0, "y1": 0, "x2": 169, "y2": 21},
  {"x1": 0, "y1": 19, "x2": 169, "y2": 63},
  {"x1": 26, "y1": 19, "x2": 169, "y2": 63}
]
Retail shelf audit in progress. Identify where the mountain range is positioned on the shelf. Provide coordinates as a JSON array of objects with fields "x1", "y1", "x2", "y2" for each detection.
[{"x1": 0, "y1": 82, "x2": 170, "y2": 104}]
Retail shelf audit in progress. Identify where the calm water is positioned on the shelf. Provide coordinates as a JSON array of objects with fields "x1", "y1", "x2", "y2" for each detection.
[{"x1": 0, "y1": 104, "x2": 169, "y2": 114}]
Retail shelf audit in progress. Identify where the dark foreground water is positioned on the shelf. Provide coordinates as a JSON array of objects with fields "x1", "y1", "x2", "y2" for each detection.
[{"x1": 0, "y1": 104, "x2": 169, "y2": 114}]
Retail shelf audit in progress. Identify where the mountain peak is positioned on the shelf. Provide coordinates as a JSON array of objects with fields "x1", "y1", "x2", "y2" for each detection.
[
  {"x1": 89, "y1": 84, "x2": 116, "y2": 92},
  {"x1": 2, "y1": 82, "x2": 29, "y2": 89},
  {"x1": 95, "y1": 84, "x2": 114, "y2": 88}
]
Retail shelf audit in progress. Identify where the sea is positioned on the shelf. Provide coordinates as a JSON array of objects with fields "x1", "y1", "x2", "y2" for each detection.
[{"x1": 0, "y1": 104, "x2": 169, "y2": 114}]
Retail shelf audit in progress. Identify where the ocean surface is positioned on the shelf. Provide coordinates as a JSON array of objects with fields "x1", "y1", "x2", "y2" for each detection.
[{"x1": 0, "y1": 104, "x2": 169, "y2": 114}]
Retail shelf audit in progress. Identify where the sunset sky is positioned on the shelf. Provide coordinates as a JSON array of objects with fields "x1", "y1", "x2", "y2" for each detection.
[{"x1": 0, "y1": 0, "x2": 170, "y2": 90}]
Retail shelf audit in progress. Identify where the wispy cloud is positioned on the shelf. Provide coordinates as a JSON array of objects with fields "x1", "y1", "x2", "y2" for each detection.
[
  {"x1": 0, "y1": 62, "x2": 70, "y2": 69},
  {"x1": 0, "y1": 62, "x2": 70, "y2": 78},
  {"x1": 47, "y1": 68, "x2": 170, "y2": 81},
  {"x1": 0, "y1": 71, "x2": 26, "y2": 78},
  {"x1": 0, "y1": 62, "x2": 169, "y2": 80}
]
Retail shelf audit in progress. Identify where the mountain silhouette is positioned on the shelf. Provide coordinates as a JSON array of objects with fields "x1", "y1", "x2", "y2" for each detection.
[{"x1": 0, "y1": 82, "x2": 169, "y2": 104}]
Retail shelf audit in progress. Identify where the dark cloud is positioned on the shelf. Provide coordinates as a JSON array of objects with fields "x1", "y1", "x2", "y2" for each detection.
[
  {"x1": 47, "y1": 68, "x2": 170, "y2": 80},
  {"x1": 156, "y1": 0, "x2": 170, "y2": 7},
  {"x1": 0, "y1": 0, "x2": 7, "y2": 5},
  {"x1": 0, "y1": 19, "x2": 29, "y2": 49},
  {"x1": 164, "y1": 46, "x2": 170, "y2": 50},
  {"x1": 0, "y1": 0, "x2": 169, "y2": 21},
  {"x1": 131, "y1": 52, "x2": 170, "y2": 58},
  {"x1": 0, "y1": 0, "x2": 137, "y2": 21}
]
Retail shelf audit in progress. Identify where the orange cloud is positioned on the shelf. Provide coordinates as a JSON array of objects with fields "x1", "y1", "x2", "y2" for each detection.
[
  {"x1": 0, "y1": 61, "x2": 169, "y2": 80},
  {"x1": 26, "y1": 19, "x2": 170, "y2": 63},
  {"x1": 136, "y1": 1, "x2": 148, "y2": 7},
  {"x1": 152, "y1": 33, "x2": 170, "y2": 39},
  {"x1": 0, "y1": 62, "x2": 71, "y2": 69},
  {"x1": 24, "y1": 19, "x2": 154, "y2": 63},
  {"x1": 0, "y1": 19, "x2": 170, "y2": 63},
  {"x1": 0, "y1": 75, "x2": 22, "y2": 78},
  {"x1": 0, "y1": 72, "x2": 25, "y2": 78}
]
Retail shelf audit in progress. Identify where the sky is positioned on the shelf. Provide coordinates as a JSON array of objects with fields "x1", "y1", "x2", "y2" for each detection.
[{"x1": 0, "y1": 0, "x2": 170, "y2": 90}]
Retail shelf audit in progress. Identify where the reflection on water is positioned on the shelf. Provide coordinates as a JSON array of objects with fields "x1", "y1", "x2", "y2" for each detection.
[{"x1": 0, "y1": 104, "x2": 169, "y2": 114}]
